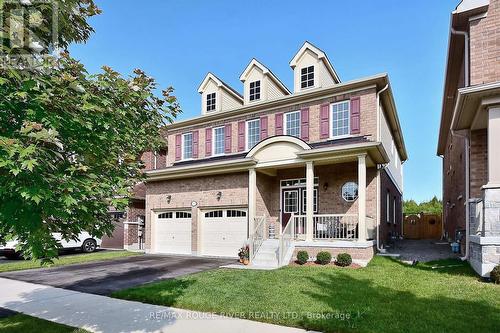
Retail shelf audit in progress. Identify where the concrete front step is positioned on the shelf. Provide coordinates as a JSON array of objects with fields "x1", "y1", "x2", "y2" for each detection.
[{"x1": 251, "y1": 239, "x2": 280, "y2": 268}]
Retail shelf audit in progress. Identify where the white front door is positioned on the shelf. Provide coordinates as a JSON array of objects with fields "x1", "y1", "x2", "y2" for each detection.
[
  {"x1": 154, "y1": 211, "x2": 192, "y2": 255},
  {"x1": 201, "y1": 209, "x2": 248, "y2": 257}
]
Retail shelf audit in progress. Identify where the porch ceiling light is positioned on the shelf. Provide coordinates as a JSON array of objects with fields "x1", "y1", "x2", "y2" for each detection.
[{"x1": 216, "y1": 191, "x2": 222, "y2": 201}]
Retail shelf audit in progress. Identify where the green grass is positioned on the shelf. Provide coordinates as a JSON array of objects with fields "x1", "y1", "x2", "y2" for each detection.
[
  {"x1": 0, "y1": 250, "x2": 139, "y2": 273},
  {"x1": 112, "y1": 256, "x2": 500, "y2": 333},
  {"x1": 0, "y1": 313, "x2": 89, "y2": 333}
]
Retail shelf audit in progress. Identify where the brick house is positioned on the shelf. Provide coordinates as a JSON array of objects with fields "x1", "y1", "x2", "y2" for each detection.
[
  {"x1": 143, "y1": 42, "x2": 407, "y2": 267},
  {"x1": 438, "y1": 0, "x2": 500, "y2": 276}
]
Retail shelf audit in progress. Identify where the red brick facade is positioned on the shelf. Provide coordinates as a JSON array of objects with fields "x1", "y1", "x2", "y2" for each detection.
[
  {"x1": 166, "y1": 88, "x2": 377, "y2": 167},
  {"x1": 379, "y1": 169, "x2": 403, "y2": 245}
]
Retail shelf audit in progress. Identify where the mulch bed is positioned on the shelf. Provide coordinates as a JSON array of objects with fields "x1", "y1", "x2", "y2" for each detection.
[{"x1": 289, "y1": 261, "x2": 361, "y2": 268}]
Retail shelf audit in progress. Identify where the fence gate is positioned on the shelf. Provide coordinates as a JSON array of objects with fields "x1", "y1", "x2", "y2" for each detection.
[{"x1": 403, "y1": 214, "x2": 442, "y2": 240}]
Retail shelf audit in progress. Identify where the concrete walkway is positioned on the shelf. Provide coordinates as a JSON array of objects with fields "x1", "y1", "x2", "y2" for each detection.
[
  {"x1": 0, "y1": 277, "x2": 305, "y2": 333},
  {"x1": 388, "y1": 239, "x2": 459, "y2": 262}
]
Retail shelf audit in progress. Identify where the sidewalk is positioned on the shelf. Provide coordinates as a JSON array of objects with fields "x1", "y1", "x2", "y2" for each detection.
[{"x1": 0, "y1": 277, "x2": 306, "y2": 333}]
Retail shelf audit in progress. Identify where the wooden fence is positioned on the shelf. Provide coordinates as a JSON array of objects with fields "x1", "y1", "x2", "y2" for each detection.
[{"x1": 403, "y1": 213, "x2": 442, "y2": 240}]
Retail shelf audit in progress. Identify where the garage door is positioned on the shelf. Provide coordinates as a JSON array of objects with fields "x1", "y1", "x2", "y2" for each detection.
[
  {"x1": 202, "y1": 209, "x2": 248, "y2": 257},
  {"x1": 154, "y1": 211, "x2": 192, "y2": 255}
]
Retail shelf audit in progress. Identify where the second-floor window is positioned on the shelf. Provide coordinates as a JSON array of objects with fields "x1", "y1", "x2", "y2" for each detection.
[
  {"x1": 249, "y1": 80, "x2": 261, "y2": 101},
  {"x1": 213, "y1": 126, "x2": 225, "y2": 155},
  {"x1": 331, "y1": 101, "x2": 350, "y2": 138},
  {"x1": 246, "y1": 119, "x2": 260, "y2": 150},
  {"x1": 285, "y1": 111, "x2": 301, "y2": 138},
  {"x1": 300, "y1": 65, "x2": 314, "y2": 89},
  {"x1": 182, "y1": 133, "x2": 193, "y2": 160},
  {"x1": 206, "y1": 92, "x2": 216, "y2": 112}
]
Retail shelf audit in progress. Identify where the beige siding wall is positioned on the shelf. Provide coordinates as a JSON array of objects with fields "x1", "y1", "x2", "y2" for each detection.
[{"x1": 380, "y1": 106, "x2": 403, "y2": 191}]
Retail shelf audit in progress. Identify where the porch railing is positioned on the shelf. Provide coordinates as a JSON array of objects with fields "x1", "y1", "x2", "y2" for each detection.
[
  {"x1": 249, "y1": 215, "x2": 266, "y2": 260},
  {"x1": 291, "y1": 214, "x2": 359, "y2": 240},
  {"x1": 278, "y1": 213, "x2": 295, "y2": 266},
  {"x1": 314, "y1": 214, "x2": 358, "y2": 240}
]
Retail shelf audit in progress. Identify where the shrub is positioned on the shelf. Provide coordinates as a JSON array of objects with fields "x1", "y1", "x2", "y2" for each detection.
[
  {"x1": 491, "y1": 265, "x2": 500, "y2": 284},
  {"x1": 336, "y1": 253, "x2": 352, "y2": 267},
  {"x1": 316, "y1": 251, "x2": 332, "y2": 265},
  {"x1": 296, "y1": 251, "x2": 309, "y2": 265}
]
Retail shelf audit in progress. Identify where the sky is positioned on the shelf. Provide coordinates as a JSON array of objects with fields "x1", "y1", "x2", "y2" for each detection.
[{"x1": 70, "y1": 0, "x2": 460, "y2": 203}]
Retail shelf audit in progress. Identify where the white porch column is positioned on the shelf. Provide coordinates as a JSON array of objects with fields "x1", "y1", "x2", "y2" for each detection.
[
  {"x1": 358, "y1": 154, "x2": 367, "y2": 241},
  {"x1": 248, "y1": 168, "x2": 257, "y2": 236},
  {"x1": 306, "y1": 161, "x2": 314, "y2": 242},
  {"x1": 487, "y1": 107, "x2": 500, "y2": 187}
]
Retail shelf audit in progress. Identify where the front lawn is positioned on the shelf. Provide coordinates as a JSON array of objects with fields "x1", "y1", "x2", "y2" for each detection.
[
  {"x1": 0, "y1": 250, "x2": 139, "y2": 273},
  {"x1": 113, "y1": 256, "x2": 500, "y2": 333},
  {"x1": 0, "y1": 313, "x2": 89, "y2": 333}
]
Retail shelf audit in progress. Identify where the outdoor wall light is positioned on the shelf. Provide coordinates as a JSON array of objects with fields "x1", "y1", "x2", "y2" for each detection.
[
  {"x1": 216, "y1": 191, "x2": 222, "y2": 201},
  {"x1": 323, "y1": 182, "x2": 329, "y2": 191},
  {"x1": 166, "y1": 195, "x2": 171, "y2": 204}
]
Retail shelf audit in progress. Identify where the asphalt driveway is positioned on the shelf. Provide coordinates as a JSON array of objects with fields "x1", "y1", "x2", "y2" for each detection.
[{"x1": 0, "y1": 254, "x2": 233, "y2": 295}]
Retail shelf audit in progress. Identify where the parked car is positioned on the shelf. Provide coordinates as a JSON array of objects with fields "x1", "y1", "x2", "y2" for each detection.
[{"x1": 0, "y1": 232, "x2": 102, "y2": 259}]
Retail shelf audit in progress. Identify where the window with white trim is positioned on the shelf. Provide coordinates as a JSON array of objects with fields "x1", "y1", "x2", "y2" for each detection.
[
  {"x1": 386, "y1": 191, "x2": 390, "y2": 223},
  {"x1": 285, "y1": 111, "x2": 301, "y2": 138},
  {"x1": 249, "y1": 81, "x2": 261, "y2": 101},
  {"x1": 206, "y1": 92, "x2": 216, "y2": 112},
  {"x1": 300, "y1": 65, "x2": 314, "y2": 89},
  {"x1": 205, "y1": 210, "x2": 223, "y2": 218},
  {"x1": 301, "y1": 188, "x2": 318, "y2": 213},
  {"x1": 342, "y1": 182, "x2": 358, "y2": 202},
  {"x1": 284, "y1": 190, "x2": 299, "y2": 213},
  {"x1": 393, "y1": 196, "x2": 397, "y2": 225},
  {"x1": 332, "y1": 101, "x2": 350, "y2": 138},
  {"x1": 176, "y1": 212, "x2": 191, "y2": 219},
  {"x1": 227, "y1": 210, "x2": 247, "y2": 217},
  {"x1": 246, "y1": 119, "x2": 260, "y2": 150},
  {"x1": 158, "y1": 212, "x2": 173, "y2": 219},
  {"x1": 182, "y1": 133, "x2": 193, "y2": 160},
  {"x1": 213, "y1": 126, "x2": 225, "y2": 155}
]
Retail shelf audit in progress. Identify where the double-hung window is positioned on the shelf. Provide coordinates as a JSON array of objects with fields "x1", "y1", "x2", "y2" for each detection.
[
  {"x1": 182, "y1": 133, "x2": 193, "y2": 160},
  {"x1": 206, "y1": 93, "x2": 216, "y2": 112},
  {"x1": 331, "y1": 101, "x2": 350, "y2": 138},
  {"x1": 246, "y1": 119, "x2": 260, "y2": 150},
  {"x1": 300, "y1": 66, "x2": 314, "y2": 89},
  {"x1": 249, "y1": 81, "x2": 260, "y2": 101},
  {"x1": 285, "y1": 111, "x2": 301, "y2": 138},
  {"x1": 213, "y1": 126, "x2": 225, "y2": 155}
]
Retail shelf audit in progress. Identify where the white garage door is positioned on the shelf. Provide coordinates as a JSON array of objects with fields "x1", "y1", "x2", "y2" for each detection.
[
  {"x1": 154, "y1": 211, "x2": 192, "y2": 255},
  {"x1": 202, "y1": 209, "x2": 248, "y2": 257}
]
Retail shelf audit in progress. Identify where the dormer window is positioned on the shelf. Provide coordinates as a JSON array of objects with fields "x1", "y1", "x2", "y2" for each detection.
[
  {"x1": 206, "y1": 93, "x2": 216, "y2": 112},
  {"x1": 300, "y1": 66, "x2": 314, "y2": 89},
  {"x1": 249, "y1": 80, "x2": 261, "y2": 101}
]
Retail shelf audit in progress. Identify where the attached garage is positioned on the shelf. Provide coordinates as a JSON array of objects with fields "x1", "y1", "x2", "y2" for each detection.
[
  {"x1": 154, "y1": 211, "x2": 192, "y2": 255},
  {"x1": 201, "y1": 209, "x2": 248, "y2": 258}
]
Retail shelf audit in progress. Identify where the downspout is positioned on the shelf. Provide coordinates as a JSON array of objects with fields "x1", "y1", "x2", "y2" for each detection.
[
  {"x1": 376, "y1": 84, "x2": 389, "y2": 252},
  {"x1": 449, "y1": 27, "x2": 470, "y2": 260},
  {"x1": 451, "y1": 28, "x2": 469, "y2": 87}
]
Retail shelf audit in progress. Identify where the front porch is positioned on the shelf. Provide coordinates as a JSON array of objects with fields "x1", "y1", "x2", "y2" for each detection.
[{"x1": 245, "y1": 136, "x2": 384, "y2": 267}]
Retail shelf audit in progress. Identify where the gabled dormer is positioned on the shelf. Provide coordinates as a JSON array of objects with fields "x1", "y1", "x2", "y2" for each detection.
[
  {"x1": 289, "y1": 41, "x2": 341, "y2": 93},
  {"x1": 239, "y1": 59, "x2": 291, "y2": 105},
  {"x1": 198, "y1": 73, "x2": 243, "y2": 115}
]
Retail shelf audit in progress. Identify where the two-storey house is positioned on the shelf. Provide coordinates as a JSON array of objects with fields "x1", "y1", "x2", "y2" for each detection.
[
  {"x1": 438, "y1": 0, "x2": 500, "y2": 277},
  {"x1": 144, "y1": 42, "x2": 407, "y2": 267}
]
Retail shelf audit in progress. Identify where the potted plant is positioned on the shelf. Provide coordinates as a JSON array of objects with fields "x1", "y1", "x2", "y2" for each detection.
[{"x1": 239, "y1": 245, "x2": 250, "y2": 265}]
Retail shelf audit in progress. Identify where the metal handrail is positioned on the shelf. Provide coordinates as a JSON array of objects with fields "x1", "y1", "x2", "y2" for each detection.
[{"x1": 249, "y1": 215, "x2": 266, "y2": 260}]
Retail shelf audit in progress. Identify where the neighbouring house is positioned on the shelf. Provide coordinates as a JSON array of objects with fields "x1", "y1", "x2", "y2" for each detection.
[
  {"x1": 438, "y1": 0, "x2": 500, "y2": 276},
  {"x1": 143, "y1": 41, "x2": 407, "y2": 267}
]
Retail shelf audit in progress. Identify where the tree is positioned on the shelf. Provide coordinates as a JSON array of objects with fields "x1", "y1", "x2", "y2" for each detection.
[
  {"x1": 0, "y1": 1, "x2": 180, "y2": 260},
  {"x1": 403, "y1": 196, "x2": 442, "y2": 215}
]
